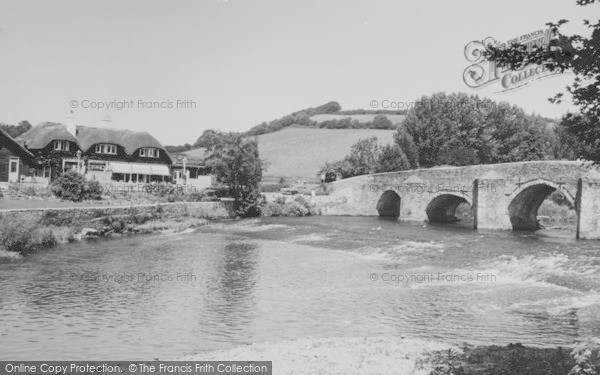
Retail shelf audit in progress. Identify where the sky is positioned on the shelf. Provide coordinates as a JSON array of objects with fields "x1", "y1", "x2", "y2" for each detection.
[{"x1": 0, "y1": 0, "x2": 594, "y2": 145}]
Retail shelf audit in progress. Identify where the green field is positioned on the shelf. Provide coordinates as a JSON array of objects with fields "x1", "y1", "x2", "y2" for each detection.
[{"x1": 255, "y1": 127, "x2": 396, "y2": 181}]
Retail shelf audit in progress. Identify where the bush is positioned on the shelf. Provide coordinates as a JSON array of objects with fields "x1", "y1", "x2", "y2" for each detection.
[
  {"x1": 50, "y1": 171, "x2": 102, "y2": 202},
  {"x1": 261, "y1": 194, "x2": 318, "y2": 217},
  {"x1": 235, "y1": 190, "x2": 264, "y2": 218},
  {"x1": 570, "y1": 338, "x2": 600, "y2": 375},
  {"x1": 425, "y1": 343, "x2": 574, "y2": 375},
  {"x1": 0, "y1": 215, "x2": 59, "y2": 253},
  {"x1": 85, "y1": 179, "x2": 102, "y2": 200}
]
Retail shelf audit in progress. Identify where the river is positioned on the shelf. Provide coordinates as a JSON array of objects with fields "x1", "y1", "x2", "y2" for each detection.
[{"x1": 1, "y1": 216, "x2": 599, "y2": 360}]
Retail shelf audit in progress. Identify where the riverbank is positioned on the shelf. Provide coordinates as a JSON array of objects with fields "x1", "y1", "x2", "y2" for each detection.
[
  {"x1": 175, "y1": 336, "x2": 455, "y2": 375},
  {"x1": 175, "y1": 337, "x2": 600, "y2": 375},
  {"x1": 0, "y1": 201, "x2": 234, "y2": 257},
  {"x1": 0, "y1": 191, "x2": 337, "y2": 257}
]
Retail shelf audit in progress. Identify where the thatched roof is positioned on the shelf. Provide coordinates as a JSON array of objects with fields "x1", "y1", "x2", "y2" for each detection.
[
  {"x1": 0, "y1": 128, "x2": 35, "y2": 159},
  {"x1": 76, "y1": 125, "x2": 170, "y2": 162},
  {"x1": 16, "y1": 122, "x2": 170, "y2": 162},
  {"x1": 17, "y1": 122, "x2": 78, "y2": 150}
]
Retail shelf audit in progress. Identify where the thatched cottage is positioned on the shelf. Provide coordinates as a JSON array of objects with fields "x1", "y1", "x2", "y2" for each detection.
[{"x1": 18, "y1": 121, "x2": 172, "y2": 183}]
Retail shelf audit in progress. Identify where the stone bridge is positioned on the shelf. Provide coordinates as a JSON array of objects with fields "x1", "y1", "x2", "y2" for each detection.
[{"x1": 323, "y1": 161, "x2": 600, "y2": 239}]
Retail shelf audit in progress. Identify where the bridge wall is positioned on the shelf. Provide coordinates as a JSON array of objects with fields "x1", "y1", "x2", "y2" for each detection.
[{"x1": 322, "y1": 161, "x2": 600, "y2": 240}]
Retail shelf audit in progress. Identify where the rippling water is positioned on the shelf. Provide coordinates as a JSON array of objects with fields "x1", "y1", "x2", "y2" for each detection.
[{"x1": 1, "y1": 216, "x2": 599, "y2": 360}]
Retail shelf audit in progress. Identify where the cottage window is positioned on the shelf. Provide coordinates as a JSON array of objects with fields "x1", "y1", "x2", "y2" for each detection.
[
  {"x1": 53, "y1": 140, "x2": 70, "y2": 151},
  {"x1": 95, "y1": 144, "x2": 117, "y2": 155},
  {"x1": 140, "y1": 147, "x2": 159, "y2": 158}
]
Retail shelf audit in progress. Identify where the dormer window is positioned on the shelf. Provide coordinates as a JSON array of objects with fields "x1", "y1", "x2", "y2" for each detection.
[
  {"x1": 95, "y1": 144, "x2": 117, "y2": 155},
  {"x1": 53, "y1": 140, "x2": 70, "y2": 151},
  {"x1": 139, "y1": 147, "x2": 159, "y2": 158}
]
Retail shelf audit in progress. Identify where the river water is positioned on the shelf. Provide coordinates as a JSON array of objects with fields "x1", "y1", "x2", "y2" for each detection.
[{"x1": 1, "y1": 216, "x2": 599, "y2": 360}]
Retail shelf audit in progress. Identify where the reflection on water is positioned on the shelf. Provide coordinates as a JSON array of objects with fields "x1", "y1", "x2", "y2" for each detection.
[{"x1": 0, "y1": 216, "x2": 599, "y2": 360}]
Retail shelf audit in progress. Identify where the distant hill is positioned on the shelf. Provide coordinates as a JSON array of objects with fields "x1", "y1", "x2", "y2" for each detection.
[
  {"x1": 238, "y1": 101, "x2": 404, "y2": 139},
  {"x1": 241, "y1": 101, "x2": 342, "y2": 138},
  {"x1": 310, "y1": 114, "x2": 406, "y2": 125},
  {"x1": 254, "y1": 127, "x2": 396, "y2": 180}
]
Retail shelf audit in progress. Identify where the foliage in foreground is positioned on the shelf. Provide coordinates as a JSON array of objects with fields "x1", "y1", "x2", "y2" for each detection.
[
  {"x1": 485, "y1": 0, "x2": 600, "y2": 162},
  {"x1": 425, "y1": 339, "x2": 600, "y2": 375}
]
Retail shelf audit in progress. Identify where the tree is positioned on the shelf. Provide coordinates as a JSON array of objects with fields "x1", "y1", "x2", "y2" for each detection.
[
  {"x1": 377, "y1": 144, "x2": 410, "y2": 172},
  {"x1": 393, "y1": 126, "x2": 419, "y2": 168},
  {"x1": 317, "y1": 137, "x2": 412, "y2": 180},
  {"x1": 205, "y1": 133, "x2": 266, "y2": 217},
  {"x1": 559, "y1": 113, "x2": 600, "y2": 160},
  {"x1": 318, "y1": 160, "x2": 352, "y2": 181},
  {"x1": 402, "y1": 92, "x2": 556, "y2": 167},
  {"x1": 485, "y1": 0, "x2": 600, "y2": 161},
  {"x1": 372, "y1": 114, "x2": 394, "y2": 129},
  {"x1": 194, "y1": 129, "x2": 228, "y2": 148},
  {"x1": 345, "y1": 137, "x2": 381, "y2": 176},
  {"x1": 0, "y1": 120, "x2": 32, "y2": 138}
]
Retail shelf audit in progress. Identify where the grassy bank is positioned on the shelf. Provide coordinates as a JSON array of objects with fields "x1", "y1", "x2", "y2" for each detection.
[{"x1": 0, "y1": 202, "x2": 229, "y2": 258}]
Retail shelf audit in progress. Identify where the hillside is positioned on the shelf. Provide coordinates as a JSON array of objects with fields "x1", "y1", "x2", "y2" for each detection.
[
  {"x1": 184, "y1": 128, "x2": 396, "y2": 181},
  {"x1": 310, "y1": 114, "x2": 406, "y2": 124},
  {"x1": 254, "y1": 127, "x2": 396, "y2": 180}
]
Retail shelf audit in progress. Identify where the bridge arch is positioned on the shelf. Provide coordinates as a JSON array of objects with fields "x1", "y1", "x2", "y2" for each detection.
[
  {"x1": 376, "y1": 190, "x2": 401, "y2": 219},
  {"x1": 507, "y1": 179, "x2": 576, "y2": 230},
  {"x1": 425, "y1": 192, "x2": 472, "y2": 223}
]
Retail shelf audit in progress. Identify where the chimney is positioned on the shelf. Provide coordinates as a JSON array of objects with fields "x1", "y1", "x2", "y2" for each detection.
[
  {"x1": 101, "y1": 115, "x2": 112, "y2": 128},
  {"x1": 66, "y1": 110, "x2": 77, "y2": 137}
]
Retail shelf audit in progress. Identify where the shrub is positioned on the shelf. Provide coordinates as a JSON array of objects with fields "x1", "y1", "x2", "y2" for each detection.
[
  {"x1": 0, "y1": 215, "x2": 59, "y2": 253},
  {"x1": 425, "y1": 343, "x2": 574, "y2": 375},
  {"x1": 235, "y1": 190, "x2": 264, "y2": 218},
  {"x1": 570, "y1": 338, "x2": 600, "y2": 375},
  {"x1": 50, "y1": 171, "x2": 102, "y2": 202},
  {"x1": 284, "y1": 200, "x2": 310, "y2": 216},
  {"x1": 261, "y1": 194, "x2": 318, "y2": 217},
  {"x1": 85, "y1": 179, "x2": 103, "y2": 200}
]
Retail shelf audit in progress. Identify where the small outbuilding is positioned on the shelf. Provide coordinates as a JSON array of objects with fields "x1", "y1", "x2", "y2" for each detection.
[{"x1": 0, "y1": 128, "x2": 39, "y2": 184}]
